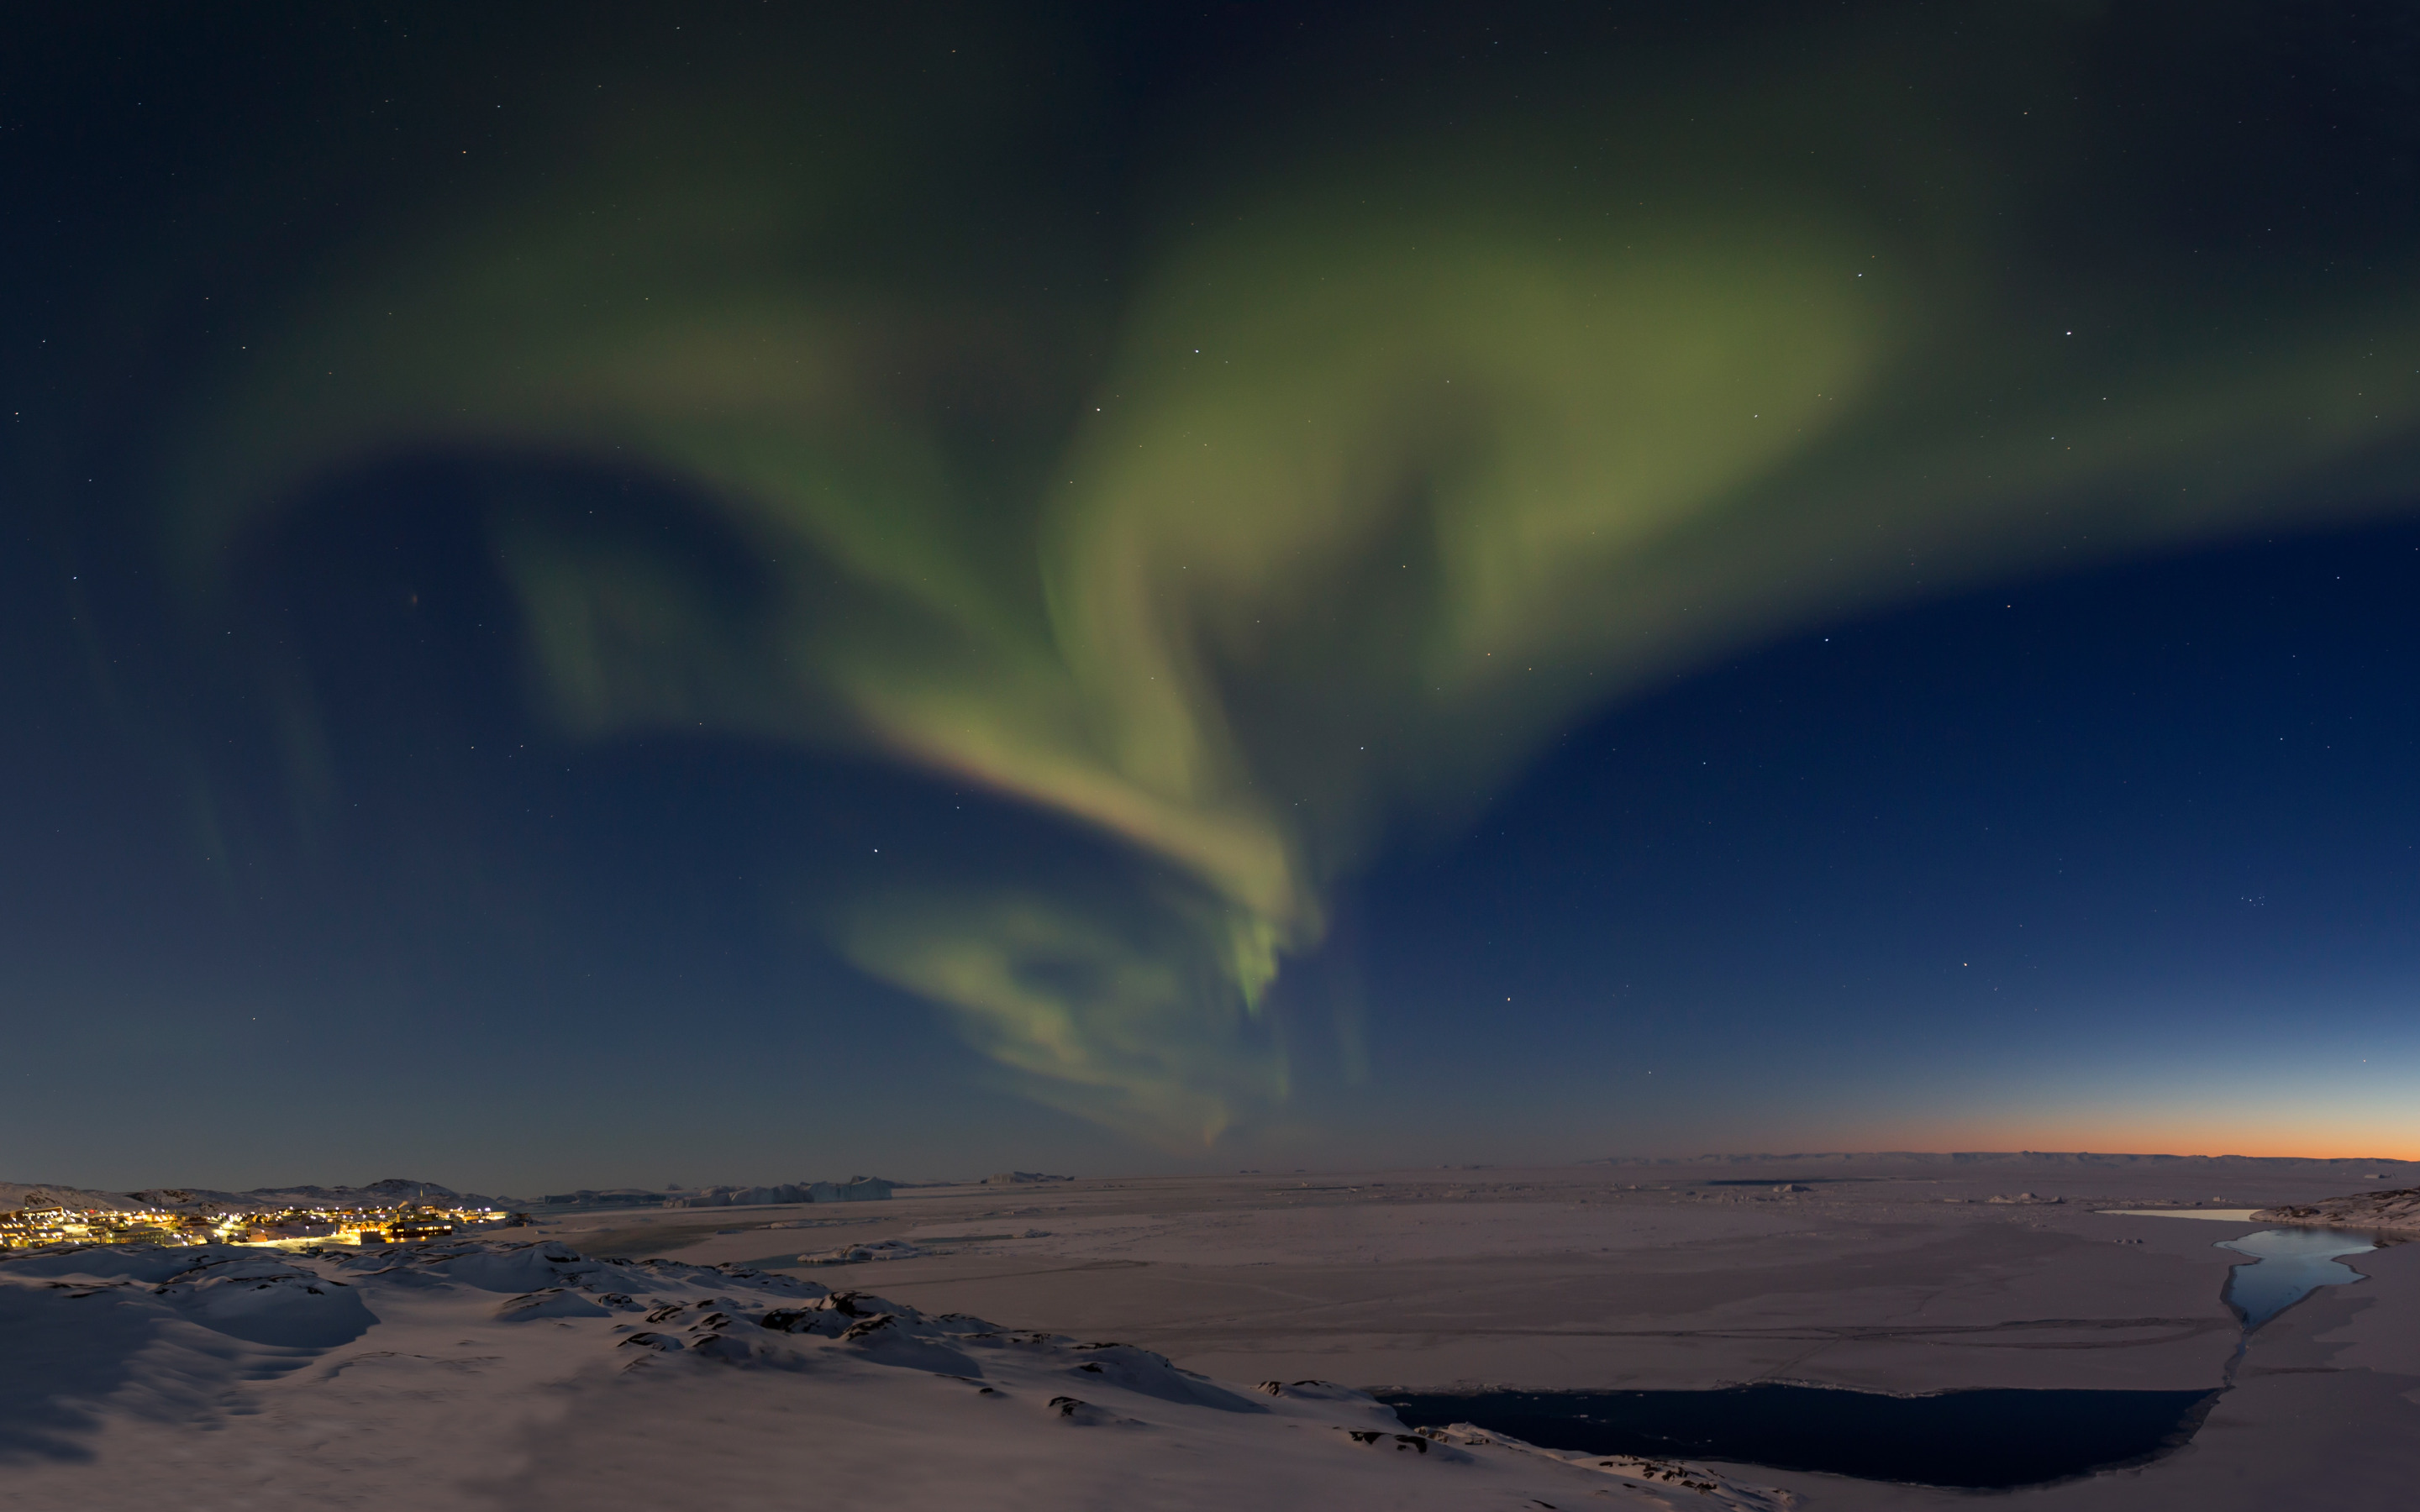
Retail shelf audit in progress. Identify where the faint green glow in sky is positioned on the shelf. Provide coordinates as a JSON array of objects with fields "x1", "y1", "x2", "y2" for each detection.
[{"x1": 169, "y1": 25, "x2": 2420, "y2": 1146}]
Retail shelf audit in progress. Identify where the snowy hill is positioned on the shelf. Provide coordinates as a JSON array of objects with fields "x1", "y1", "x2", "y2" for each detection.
[
  {"x1": 0, "y1": 1182, "x2": 152, "y2": 1213},
  {"x1": 3, "y1": 1178, "x2": 518, "y2": 1215}
]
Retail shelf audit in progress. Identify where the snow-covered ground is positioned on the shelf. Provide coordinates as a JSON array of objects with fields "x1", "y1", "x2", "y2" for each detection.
[
  {"x1": 0, "y1": 1238, "x2": 1790, "y2": 1510},
  {"x1": 13, "y1": 1157, "x2": 2417, "y2": 1508}
]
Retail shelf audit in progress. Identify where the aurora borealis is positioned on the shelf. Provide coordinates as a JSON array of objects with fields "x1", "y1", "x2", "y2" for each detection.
[{"x1": 6, "y1": 4, "x2": 2420, "y2": 1183}]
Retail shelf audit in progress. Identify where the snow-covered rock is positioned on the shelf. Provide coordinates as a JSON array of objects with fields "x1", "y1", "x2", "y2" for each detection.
[
  {"x1": 2256, "y1": 1185, "x2": 2420, "y2": 1232},
  {"x1": 797, "y1": 1238, "x2": 928, "y2": 1266}
]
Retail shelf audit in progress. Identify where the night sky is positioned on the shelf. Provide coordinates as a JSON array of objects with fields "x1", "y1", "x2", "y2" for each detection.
[{"x1": 5, "y1": 4, "x2": 2418, "y2": 1192}]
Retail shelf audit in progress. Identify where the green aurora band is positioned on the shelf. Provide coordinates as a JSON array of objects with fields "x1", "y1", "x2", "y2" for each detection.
[{"x1": 165, "y1": 13, "x2": 2420, "y2": 1145}]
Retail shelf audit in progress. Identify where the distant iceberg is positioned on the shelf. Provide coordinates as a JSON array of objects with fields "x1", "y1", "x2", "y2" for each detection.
[{"x1": 659, "y1": 1178, "x2": 895, "y2": 1208}]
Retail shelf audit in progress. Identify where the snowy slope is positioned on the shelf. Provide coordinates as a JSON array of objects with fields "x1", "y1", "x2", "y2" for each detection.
[
  {"x1": 0, "y1": 1183, "x2": 155, "y2": 1213},
  {"x1": 0, "y1": 1239, "x2": 1792, "y2": 1510}
]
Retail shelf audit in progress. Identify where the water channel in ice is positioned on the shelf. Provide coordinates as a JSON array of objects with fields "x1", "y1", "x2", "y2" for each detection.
[{"x1": 2217, "y1": 1227, "x2": 2375, "y2": 1328}]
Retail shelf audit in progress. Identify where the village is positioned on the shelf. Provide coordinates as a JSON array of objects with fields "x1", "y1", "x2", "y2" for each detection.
[{"x1": 0, "y1": 1197, "x2": 518, "y2": 1251}]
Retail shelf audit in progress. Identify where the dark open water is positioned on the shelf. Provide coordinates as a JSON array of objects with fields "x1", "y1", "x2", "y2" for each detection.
[
  {"x1": 1374, "y1": 1383, "x2": 2221, "y2": 1488},
  {"x1": 1378, "y1": 1224, "x2": 2384, "y2": 1488}
]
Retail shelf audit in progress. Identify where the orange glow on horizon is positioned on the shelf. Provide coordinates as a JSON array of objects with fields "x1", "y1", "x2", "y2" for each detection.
[{"x1": 1821, "y1": 1117, "x2": 2419, "y2": 1166}]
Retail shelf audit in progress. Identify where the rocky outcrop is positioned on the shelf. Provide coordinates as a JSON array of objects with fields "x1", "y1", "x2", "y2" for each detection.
[
  {"x1": 797, "y1": 1239, "x2": 927, "y2": 1266},
  {"x1": 2254, "y1": 1187, "x2": 2420, "y2": 1233}
]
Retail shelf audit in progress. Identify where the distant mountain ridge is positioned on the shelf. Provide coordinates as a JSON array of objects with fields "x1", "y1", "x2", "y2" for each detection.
[
  {"x1": 4, "y1": 1174, "x2": 918, "y2": 1215},
  {"x1": 0, "y1": 1178, "x2": 517, "y2": 1214},
  {"x1": 18, "y1": 1152, "x2": 2412, "y2": 1217}
]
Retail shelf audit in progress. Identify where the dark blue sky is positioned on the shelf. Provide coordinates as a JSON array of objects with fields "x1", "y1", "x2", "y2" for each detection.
[
  {"x1": 1352, "y1": 523, "x2": 2420, "y2": 1160},
  {"x1": 3, "y1": 3, "x2": 2417, "y2": 1190}
]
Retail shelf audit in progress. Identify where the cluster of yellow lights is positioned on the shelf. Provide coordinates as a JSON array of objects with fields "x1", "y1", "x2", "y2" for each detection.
[{"x1": 0, "y1": 1204, "x2": 514, "y2": 1252}]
